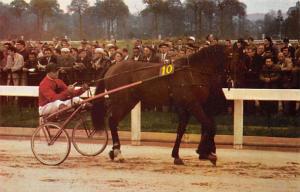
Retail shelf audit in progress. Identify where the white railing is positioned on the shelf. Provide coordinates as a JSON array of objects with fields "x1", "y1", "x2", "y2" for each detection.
[
  {"x1": 223, "y1": 88, "x2": 300, "y2": 149},
  {"x1": 1, "y1": 86, "x2": 300, "y2": 149}
]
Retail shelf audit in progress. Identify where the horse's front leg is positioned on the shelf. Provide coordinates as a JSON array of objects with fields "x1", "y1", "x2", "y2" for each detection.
[
  {"x1": 108, "y1": 116, "x2": 124, "y2": 162},
  {"x1": 172, "y1": 107, "x2": 190, "y2": 165}
]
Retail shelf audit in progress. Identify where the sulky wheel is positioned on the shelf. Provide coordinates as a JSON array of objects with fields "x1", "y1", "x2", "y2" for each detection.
[
  {"x1": 72, "y1": 116, "x2": 108, "y2": 156},
  {"x1": 31, "y1": 122, "x2": 71, "y2": 166}
]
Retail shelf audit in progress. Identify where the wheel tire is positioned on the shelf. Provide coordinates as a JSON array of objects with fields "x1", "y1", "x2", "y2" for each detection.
[
  {"x1": 72, "y1": 117, "x2": 108, "y2": 156},
  {"x1": 31, "y1": 123, "x2": 71, "y2": 166}
]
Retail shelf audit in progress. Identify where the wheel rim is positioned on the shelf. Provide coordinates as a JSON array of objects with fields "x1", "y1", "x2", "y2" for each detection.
[
  {"x1": 31, "y1": 123, "x2": 70, "y2": 166},
  {"x1": 72, "y1": 117, "x2": 108, "y2": 156}
]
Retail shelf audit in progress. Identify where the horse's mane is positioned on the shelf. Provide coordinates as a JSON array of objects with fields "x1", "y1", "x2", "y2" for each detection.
[
  {"x1": 175, "y1": 44, "x2": 226, "y2": 74},
  {"x1": 191, "y1": 45, "x2": 226, "y2": 63}
]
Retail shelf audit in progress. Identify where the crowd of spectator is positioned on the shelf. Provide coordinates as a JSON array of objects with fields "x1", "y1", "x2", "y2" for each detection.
[{"x1": 0, "y1": 35, "x2": 299, "y2": 115}]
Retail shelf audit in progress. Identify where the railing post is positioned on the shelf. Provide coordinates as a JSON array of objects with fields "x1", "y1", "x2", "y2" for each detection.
[
  {"x1": 233, "y1": 99, "x2": 244, "y2": 149},
  {"x1": 131, "y1": 102, "x2": 141, "y2": 145}
]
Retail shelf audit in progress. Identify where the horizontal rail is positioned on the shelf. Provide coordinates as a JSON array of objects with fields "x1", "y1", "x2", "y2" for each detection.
[
  {"x1": 1, "y1": 86, "x2": 300, "y2": 101},
  {"x1": 1, "y1": 86, "x2": 299, "y2": 149},
  {"x1": 223, "y1": 88, "x2": 300, "y2": 101}
]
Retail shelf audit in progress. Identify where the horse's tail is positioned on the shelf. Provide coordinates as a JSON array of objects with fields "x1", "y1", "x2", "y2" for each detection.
[{"x1": 91, "y1": 80, "x2": 106, "y2": 130}]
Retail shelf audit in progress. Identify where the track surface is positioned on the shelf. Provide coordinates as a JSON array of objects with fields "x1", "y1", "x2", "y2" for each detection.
[{"x1": 0, "y1": 139, "x2": 299, "y2": 192}]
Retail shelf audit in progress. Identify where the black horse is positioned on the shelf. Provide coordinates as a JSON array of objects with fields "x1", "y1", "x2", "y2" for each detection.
[{"x1": 91, "y1": 45, "x2": 234, "y2": 165}]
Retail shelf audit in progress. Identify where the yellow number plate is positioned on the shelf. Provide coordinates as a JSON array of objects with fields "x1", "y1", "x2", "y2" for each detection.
[{"x1": 160, "y1": 64, "x2": 175, "y2": 76}]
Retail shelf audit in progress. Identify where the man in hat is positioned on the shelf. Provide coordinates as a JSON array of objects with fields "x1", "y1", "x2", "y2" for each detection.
[
  {"x1": 158, "y1": 43, "x2": 171, "y2": 63},
  {"x1": 57, "y1": 47, "x2": 76, "y2": 84},
  {"x1": 187, "y1": 36, "x2": 196, "y2": 44},
  {"x1": 282, "y1": 38, "x2": 296, "y2": 59},
  {"x1": 74, "y1": 49, "x2": 92, "y2": 83},
  {"x1": 92, "y1": 48, "x2": 111, "y2": 80},
  {"x1": 106, "y1": 44, "x2": 118, "y2": 59},
  {"x1": 141, "y1": 46, "x2": 159, "y2": 63},
  {"x1": 131, "y1": 46, "x2": 142, "y2": 61},
  {"x1": 38, "y1": 63, "x2": 88, "y2": 116}
]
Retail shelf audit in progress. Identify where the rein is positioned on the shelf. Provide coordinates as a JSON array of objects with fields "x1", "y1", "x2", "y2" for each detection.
[{"x1": 85, "y1": 61, "x2": 212, "y2": 87}]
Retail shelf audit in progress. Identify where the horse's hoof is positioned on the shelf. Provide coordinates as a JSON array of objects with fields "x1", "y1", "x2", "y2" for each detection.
[
  {"x1": 110, "y1": 149, "x2": 124, "y2": 163},
  {"x1": 109, "y1": 150, "x2": 114, "y2": 161},
  {"x1": 115, "y1": 154, "x2": 125, "y2": 163},
  {"x1": 199, "y1": 153, "x2": 217, "y2": 166},
  {"x1": 116, "y1": 159, "x2": 125, "y2": 163},
  {"x1": 174, "y1": 158, "x2": 184, "y2": 165}
]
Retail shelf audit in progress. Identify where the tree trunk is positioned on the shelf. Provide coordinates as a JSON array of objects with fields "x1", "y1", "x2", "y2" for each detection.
[
  {"x1": 107, "y1": 20, "x2": 110, "y2": 39},
  {"x1": 208, "y1": 15, "x2": 213, "y2": 33},
  {"x1": 220, "y1": 9, "x2": 224, "y2": 38},
  {"x1": 41, "y1": 14, "x2": 45, "y2": 40},
  {"x1": 154, "y1": 12, "x2": 159, "y2": 38},
  {"x1": 79, "y1": 10, "x2": 83, "y2": 39},
  {"x1": 198, "y1": 10, "x2": 202, "y2": 38},
  {"x1": 36, "y1": 13, "x2": 40, "y2": 40},
  {"x1": 194, "y1": 8, "x2": 198, "y2": 36}
]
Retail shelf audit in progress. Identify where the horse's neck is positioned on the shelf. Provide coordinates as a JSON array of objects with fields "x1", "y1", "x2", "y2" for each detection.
[{"x1": 189, "y1": 56, "x2": 216, "y2": 74}]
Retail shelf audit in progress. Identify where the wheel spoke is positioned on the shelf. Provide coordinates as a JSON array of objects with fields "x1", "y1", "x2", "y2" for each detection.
[{"x1": 31, "y1": 123, "x2": 71, "y2": 166}]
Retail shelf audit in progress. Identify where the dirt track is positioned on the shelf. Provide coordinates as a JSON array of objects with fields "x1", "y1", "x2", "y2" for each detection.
[{"x1": 0, "y1": 139, "x2": 299, "y2": 192}]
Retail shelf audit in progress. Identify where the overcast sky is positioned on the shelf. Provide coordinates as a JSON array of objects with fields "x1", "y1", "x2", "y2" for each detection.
[{"x1": 1, "y1": 0, "x2": 299, "y2": 14}]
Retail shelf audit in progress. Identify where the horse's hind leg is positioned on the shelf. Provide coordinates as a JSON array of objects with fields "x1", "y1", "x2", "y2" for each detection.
[
  {"x1": 172, "y1": 107, "x2": 190, "y2": 165},
  {"x1": 189, "y1": 104, "x2": 217, "y2": 166},
  {"x1": 108, "y1": 116, "x2": 124, "y2": 162}
]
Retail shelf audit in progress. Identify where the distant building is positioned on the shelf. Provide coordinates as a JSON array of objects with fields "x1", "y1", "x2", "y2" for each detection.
[{"x1": 287, "y1": 1, "x2": 300, "y2": 15}]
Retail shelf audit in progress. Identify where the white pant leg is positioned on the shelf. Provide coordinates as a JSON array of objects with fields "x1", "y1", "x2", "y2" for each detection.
[
  {"x1": 39, "y1": 97, "x2": 83, "y2": 116},
  {"x1": 39, "y1": 100, "x2": 64, "y2": 116},
  {"x1": 61, "y1": 97, "x2": 82, "y2": 107}
]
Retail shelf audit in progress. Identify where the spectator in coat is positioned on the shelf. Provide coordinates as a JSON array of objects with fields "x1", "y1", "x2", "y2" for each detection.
[
  {"x1": 141, "y1": 46, "x2": 159, "y2": 63},
  {"x1": 0, "y1": 43, "x2": 11, "y2": 87},
  {"x1": 277, "y1": 52, "x2": 295, "y2": 115},
  {"x1": 131, "y1": 46, "x2": 142, "y2": 61},
  {"x1": 282, "y1": 38, "x2": 296, "y2": 59},
  {"x1": 158, "y1": 43, "x2": 171, "y2": 64},
  {"x1": 3, "y1": 46, "x2": 24, "y2": 86},
  {"x1": 264, "y1": 36, "x2": 278, "y2": 63},
  {"x1": 111, "y1": 51, "x2": 124, "y2": 65},
  {"x1": 260, "y1": 57, "x2": 281, "y2": 114},
  {"x1": 91, "y1": 48, "x2": 111, "y2": 80},
  {"x1": 57, "y1": 48, "x2": 75, "y2": 84},
  {"x1": 74, "y1": 49, "x2": 92, "y2": 84},
  {"x1": 122, "y1": 48, "x2": 129, "y2": 61}
]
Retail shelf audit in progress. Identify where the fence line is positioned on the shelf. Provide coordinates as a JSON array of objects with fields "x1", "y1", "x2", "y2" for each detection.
[{"x1": 1, "y1": 86, "x2": 300, "y2": 148}]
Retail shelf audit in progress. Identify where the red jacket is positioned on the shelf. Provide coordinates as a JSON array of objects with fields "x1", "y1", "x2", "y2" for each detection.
[{"x1": 39, "y1": 76, "x2": 84, "y2": 107}]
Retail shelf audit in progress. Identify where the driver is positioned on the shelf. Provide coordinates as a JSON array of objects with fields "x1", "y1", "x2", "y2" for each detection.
[{"x1": 38, "y1": 63, "x2": 88, "y2": 116}]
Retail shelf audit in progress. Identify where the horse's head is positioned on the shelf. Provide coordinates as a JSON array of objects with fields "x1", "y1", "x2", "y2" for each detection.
[
  {"x1": 224, "y1": 45, "x2": 247, "y2": 88},
  {"x1": 183, "y1": 44, "x2": 246, "y2": 88}
]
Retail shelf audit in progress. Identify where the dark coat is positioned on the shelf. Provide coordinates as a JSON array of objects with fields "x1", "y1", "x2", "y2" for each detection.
[
  {"x1": 259, "y1": 64, "x2": 281, "y2": 89},
  {"x1": 39, "y1": 56, "x2": 57, "y2": 66},
  {"x1": 140, "y1": 55, "x2": 160, "y2": 63},
  {"x1": 73, "y1": 56, "x2": 92, "y2": 83},
  {"x1": 244, "y1": 54, "x2": 263, "y2": 88}
]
